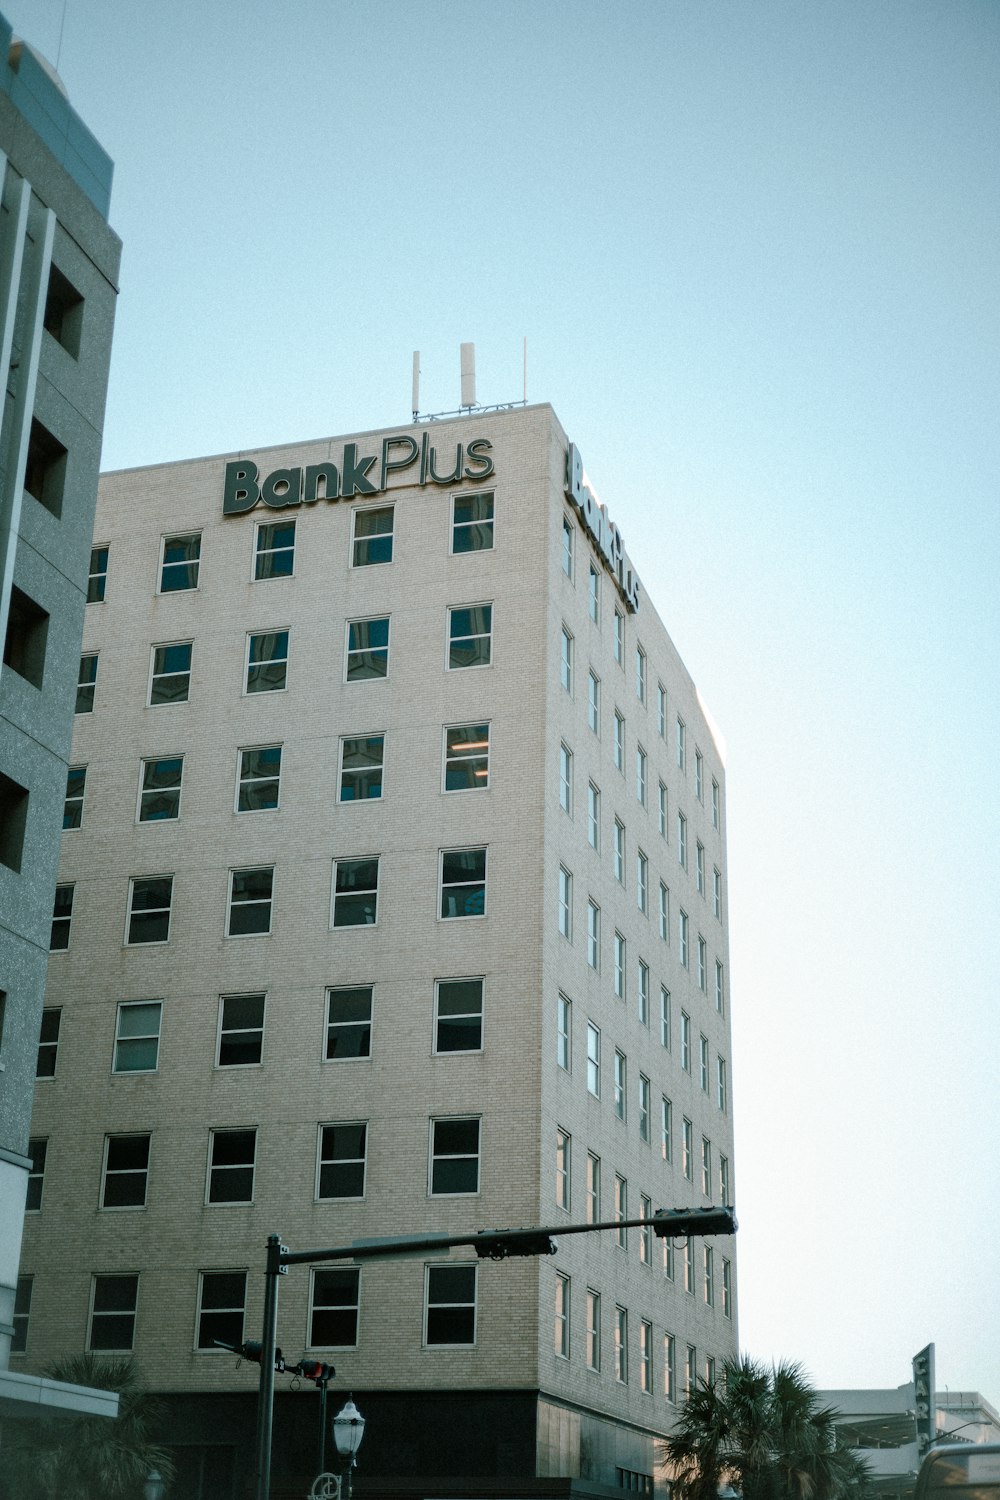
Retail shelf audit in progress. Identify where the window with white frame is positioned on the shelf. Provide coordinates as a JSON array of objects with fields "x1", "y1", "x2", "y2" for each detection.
[
  {"x1": 713, "y1": 867, "x2": 722, "y2": 919},
  {"x1": 615, "y1": 1305, "x2": 628, "y2": 1382},
  {"x1": 635, "y1": 646, "x2": 646, "y2": 703},
  {"x1": 663, "y1": 1236, "x2": 675, "y2": 1282},
  {"x1": 613, "y1": 710, "x2": 625, "y2": 771},
  {"x1": 679, "y1": 908, "x2": 689, "y2": 967},
  {"x1": 613, "y1": 819, "x2": 625, "y2": 884},
  {"x1": 715, "y1": 960, "x2": 725, "y2": 1014},
  {"x1": 661, "y1": 1095, "x2": 672, "y2": 1162},
  {"x1": 586, "y1": 1288, "x2": 601, "y2": 1370},
  {"x1": 237, "y1": 745, "x2": 282, "y2": 812},
  {"x1": 218, "y1": 993, "x2": 265, "y2": 1067},
  {"x1": 557, "y1": 993, "x2": 571, "y2": 1071},
  {"x1": 680, "y1": 1011, "x2": 691, "y2": 1072},
  {"x1": 197, "y1": 1271, "x2": 246, "y2": 1350},
  {"x1": 562, "y1": 514, "x2": 574, "y2": 577},
  {"x1": 636, "y1": 850, "x2": 648, "y2": 914},
  {"x1": 658, "y1": 780, "x2": 667, "y2": 838},
  {"x1": 701, "y1": 1136, "x2": 712, "y2": 1197},
  {"x1": 637, "y1": 959, "x2": 649, "y2": 1025},
  {"x1": 695, "y1": 750, "x2": 704, "y2": 802},
  {"x1": 87, "y1": 545, "x2": 108, "y2": 602},
  {"x1": 682, "y1": 1118, "x2": 693, "y2": 1182},
  {"x1": 429, "y1": 1117, "x2": 480, "y2": 1194},
  {"x1": 613, "y1": 931, "x2": 626, "y2": 999},
  {"x1": 614, "y1": 1174, "x2": 627, "y2": 1248},
  {"x1": 435, "y1": 978, "x2": 483, "y2": 1054},
  {"x1": 560, "y1": 626, "x2": 574, "y2": 694},
  {"x1": 587, "y1": 900, "x2": 600, "y2": 970},
  {"x1": 558, "y1": 866, "x2": 573, "y2": 939},
  {"x1": 664, "y1": 1332, "x2": 677, "y2": 1401},
  {"x1": 50, "y1": 884, "x2": 73, "y2": 951},
  {"x1": 640, "y1": 1193, "x2": 652, "y2": 1264},
  {"x1": 586, "y1": 1152, "x2": 600, "y2": 1223},
  {"x1": 448, "y1": 603, "x2": 492, "y2": 669},
  {"x1": 587, "y1": 782, "x2": 600, "y2": 850},
  {"x1": 452, "y1": 490, "x2": 494, "y2": 552},
  {"x1": 76, "y1": 652, "x2": 98, "y2": 713},
  {"x1": 588, "y1": 670, "x2": 600, "y2": 734},
  {"x1": 36, "y1": 1009, "x2": 60, "y2": 1077},
  {"x1": 707, "y1": 1355, "x2": 717, "y2": 1387},
  {"x1": 127, "y1": 876, "x2": 173, "y2": 945},
  {"x1": 89, "y1": 1274, "x2": 139, "y2": 1352},
  {"x1": 656, "y1": 682, "x2": 666, "y2": 737},
  {"x1": 660, "y1": 986, "x2": 671, "y2": 1050},
  {"x1": 588, "y1": 563, "x2": 600, "y2": 622},
  {"x1": 636, "y1": 744, "x2": 647, "y2": 805},
  {"x1": 712, "y1": 778, "x2": 720, "y2": 829},
  {"x1": 339, "y1": 735, "x2": 384, "y2": 801},
  {"x1": 717, "y1": 1055, "x2": 728, "y2": 1113},
  {"x1": 207, "y1": 1129, "x2": 256, "y2": 1203},
  {"x1": 101, "y1": 1134, "x2": 150, "y2": 1209},
  {"x1": 696, "y1": 841, "x2": 705, "y2": 895},
  {"x1": 640, "y1": 1319, "x2": 652, "y2": 1393},
  {"x1": 704, "y1": 1245, "x2": 715, "y2": 1306},
  {"x1": 720, "y1": 1154, "x2": 731, "y2": 1206},
  {"x1": 325, "y1": 986, "x2": 373, "y2": 1059},
  {"x1": 698, "y1": 936, "x2": 708, "y2": 991},
  {"x1": 63, "y1": 765, "x2": 85, "y2": 828},
  {"x1": 677, "y1": 811, "x2": 687, "y2": 868},
  {"x1": 444, "y1": 723, "x2": 490, "y2": 791},
  {"x1": 586, "y1": 1022, "x2": 601, "y2": 1096},
  {"x1": 346, "y1": 616, "x2": 389, "y2": 679},
  {"x1": 245, "y1": 630, "x2": 288, "y2": 694},
  {"x1": 332, "y1": 857, "x2": 379, "y2": 926},
  {"x1": 614, "y1": 1049, "x2": 627, "y2": 1119},
  {"x1": 228, "y1": 866, "x2": 274, "y2": 936},
  {"x1": 255, "y1": 518, "x2": 295, "y2": 579},
  {"x1": 659, "y1": 881, "x2": 669, "y2": 941},
  {"x1": 310, "y1": 1267, "x2": 360, "y2": 1346},
  {"x1": 613, "y1": 607, "x2": 624, "y2": 665},
  {"x1": 352, "y1": 504, "x2": 394, "y2": 566},
  {"x1": 556, "y1": 1128, "x2": 571, "y2": 1210},
  {"x1": 440, "y1": 846, "x2": 487, "y2": 918},
  {"x1": 317, "y1": 1122, "x2": 367, "y2": 1199},
  {"x1": 425, "y1": 1263, "x2": 476, "y2": 1345},
  {"x1": 685, "y1": 1343, "x2": 697, "y2": 1397},
  {"x1": 722, "y1": 1258, "x2": 732, "y2": 1317},
  {"x1": 638, "y1": 1074, "x2": 651, "y2": 1142},
  {"x1": 555, "y1": 1272, "x2": 571, "y2": 1357},
  {"x1": 700, "y1": 1034, "x2": 710, "y2": 1092},
  {"x1": 559, "y1": 742, "x2": 573, "y2": 813},
  {"x1": 149, "y1": 642, "x2": 193, "y2": 706},
  {"x1": 114, "y1": 1001, "x2": 161, "y2": 1073},
  {"x1": 684, "y1": 1239, "x2": 695, "y2": 1296},
  {"x1": 139, "y1": 756, "x2": 183, "y2": 821},
  {"x1": 676, "y1": 716, "x2": 686, "y2": 771},
  {"x1": 160, "y1": 532, "x2": 200, "y2": 592},
  {"x1": 26, "y1": 1139, "x2": 46, "y2": 1211}
]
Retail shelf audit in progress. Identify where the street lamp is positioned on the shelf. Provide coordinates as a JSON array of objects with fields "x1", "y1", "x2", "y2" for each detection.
[
  {"x1": 331, "y1": 1397, "x2": 365, "y2": 1500},
  {"x1": 143, "y1": 1471, "x2": 167, "y2": 1500}
]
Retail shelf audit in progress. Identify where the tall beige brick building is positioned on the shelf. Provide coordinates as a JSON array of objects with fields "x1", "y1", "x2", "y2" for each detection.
[{"x1": 17, "y1": 402, "x2": 738, "y2": 1499}]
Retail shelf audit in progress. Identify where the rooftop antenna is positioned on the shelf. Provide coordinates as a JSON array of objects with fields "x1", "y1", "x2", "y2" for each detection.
[
  {"x1": 411, "y1": 351, "x2": 420, "y2": 422},
  {"x1": 460, "y1": 342, "x2": 476, "y2": 410},
  {"x1": 523, "y1": 336, "x2": 527, "y2": 404}
]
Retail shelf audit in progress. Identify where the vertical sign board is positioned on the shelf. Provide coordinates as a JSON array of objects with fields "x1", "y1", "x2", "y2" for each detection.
[{"x1": 913, "y1": 1343, "x2": 936, "y2": 1458}]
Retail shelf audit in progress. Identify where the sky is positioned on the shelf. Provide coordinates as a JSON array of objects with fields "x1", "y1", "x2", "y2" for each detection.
[{"x1": 14, "y1": 0, "x2": 1000, "y2": 1402}]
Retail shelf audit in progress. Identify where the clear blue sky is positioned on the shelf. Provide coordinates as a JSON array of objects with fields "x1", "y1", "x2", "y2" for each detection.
[{"x1": 16, "y1": 0, "x2": 999, "y2": 1399}]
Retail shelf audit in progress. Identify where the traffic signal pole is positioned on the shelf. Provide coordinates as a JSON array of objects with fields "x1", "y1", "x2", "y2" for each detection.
[{"x1": 255, "y1": 1232, "x2": 283, "y2": 1500}]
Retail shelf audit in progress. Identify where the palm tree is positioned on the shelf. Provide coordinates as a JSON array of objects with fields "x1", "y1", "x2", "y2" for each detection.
[
  {"x1": 0, "y1": 1353, "x2": 175, "y2": 1500},
  {"x1": 663, "y1": 1357, "x2": 874, "y2": 1500}
]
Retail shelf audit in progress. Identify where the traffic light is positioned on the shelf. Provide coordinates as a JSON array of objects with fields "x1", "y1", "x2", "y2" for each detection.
[
  {"x1": 295, "y1": 1359, "x2": 335, "y2": 1386},
  {"x1": 212, "y1": 1338, "x2": 286, "y2": 1371}
]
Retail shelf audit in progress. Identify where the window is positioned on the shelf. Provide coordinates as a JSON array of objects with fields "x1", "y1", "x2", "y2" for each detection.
[
  {"x1": 701, "y1": 1137, "x2": 712, "y2": 1197},
  {"x1": 639, "y1": 1193, "x2": 653, "y2": 1265},
  {"x1": 680, "y1": 1011, "x2": 691, "y2": 1072},
  {"x1": 663, "y1": 1236, "x2": 675, "y2": 1281},
  {"x1": 332, "y1": 857, "x2": 379, "y2": 926},
  {"x1": 318, "y1": 1123, "x2": 367, "y2": 1199},
  {"x1": 676, "y1": 812, "x2": 687, "y2": 867},
  {"x1": 557, "y1": 993, "x2": 571, "y2": 1071},
  {"x1": 613, "y1": 820, "x2": 625, "y2": 884},
  {"x1": 614, "y1": 1174, "x2": 627, "y2": 1248},
  {"x1": 310, "y1": 1267, "x2": 360, "y2": 1347},
  {"x1": 149, "y1": 641, "x2": 191, "y2": 705},
  {"x1": 245, "y1": 629, "x2": 288, "y2": 694},
  {"x1": 451, "y1": 487, "x2": 496, "y2": 553},
  {"x1": 63, "y1": 765, "x2": 85, "y2": 829},
  {"x1": 346, "y1": 616, "x2": 389, "y2": 679},
  {"x1": 704, "y1": 1245, "x2": 715, "y2": 1306},
  {"x1": 558, "y1": 866, "x2": 573, "y2": 939},
  {"x1": 435, "y1": 977, "x2": 483, "y2": 1053},
  {"x1": 102, "y1": 1134, "x2": 150, "y2": 1208},
  {"x1": 237, "y1": 745, "x2": 281, "y2": 812},
  {"x1": 707, "y1": 1355, "x2": 717, "y2": 1388},
  {"x1": 664, "y1": 1333, "x2": 677, "y2": 1401},
  {"x1": 586, "y1": 1152, "x2": 600, "y2": 1223},
  {"x1": 139, "y1": 756, "x2": 183, "y2": 821},
  {"x1": 637, "y1": 851, "x2": 648, "y2": 915},
  {"x1": 559, "y1": 742, "x2": 573, "y2": 812},
  {"x1": 658, "y1": 780, "x2": 667, "y2": 838},
  {"x1": 588, "y1": 563, "x2": 600, "y2": 622},
  {"x1": 661, "y1": 1096, "x2": 673, "y2": 1162},
  {"x1": 207, "y1": 1129, "x2": 256, "y2": 1204},
  {"x1": 556, "y1": 1128, "x2": 571, "y2": 1210},
  {"x1": 682, "y1": 1118, "x2": 693, "y2": 1182},
  {"x1": 586, "y1": 1289, "x2": 601, "y2": 1370},
  {"x1": 660, "y1": 986, "x2": 671, "y2": 1050},
  {"x1": 339, "y1": 735, "x2": 384, "y2": 801},
  {"x1": 723, "y1": 1259, "x2": 733, "y2": 1318},
  {"x1": 613, "y1": 711, "x2": 625, "y2": 771},
  {"x1": 636, "y1": 745, "x2": 647, "y2": 806},
  {"x1": 712, "y1": 779, "x2": 720, "y2": 829},
  {"x1": 698, "y1": 937, "x2": 708, "y2": 991},
  {"x1": 89, "y1": 1275, "x2": 138, "y2": 1351},
  {"x1": 44, "y1": 262, "x2": 84, "y2": 355},
  {"x1": 160, "y1": 532, "x2": 200, "y2": 592},
  {"x1": 352, "y1": 504, "x2": 394, "y2": 566},
  {"x1": 425, "y1": 1264, "x2": 476, "y2": 1345},
  {"x1": 717, "y1": 1055, "x2": 728, "y2": 1113},
  {"x1": 613, "y1": 931, "x2": 626, "y2": 1000},
  {"x1": 615, "y1": 1305, "x2": 628, "y2": 1382},
  {"x1": 3, "y1": 585, "x2": 48, "y2": 688},
  {"x1": 560, "y1": 626, "x2": 574, "y2": 693},
  {"x1": 562, "y1": 514, "x2": 574, "y2": 577},
  {"x1": 695, "y1": 750, "x2": 704, "y2": 802},
  {"x1": 720, "y1": 1154, "x2": 731, "y2": 1206},
  {"x1": 325, "y1": 986, "x2": 373, "y2": 1059},
  {"x1": 445, "y1": 723, "x2": 489, "y2": 791},
  {"x1": 676, "y1": 717, "x2": 686, "y2": 771},
  {"x1": 700, "y1": 1034, "x2": 710, "y2": 1091},
  {"x1": 218, "y1": 993, "x2": 265, "y2": 1067},
  {"x1": 716, "y1": 960, "x2": 725, "y2": 1015},
  {"x1": 587, "y1": 900, "x2": 600, "y2": 970},
  {"x1": 26, "y1": 1138, "x2": 46, "y2": 1211},
  {"x1": 685, "y1": 1344, "x2": 697, "y2": 1400},
  {"x1": 679, "y1": 909, "x2": 689, "y2": 967},
  {"x1": 586, "y1": 1022, "x2": 601, "y2": 1096},
  {"x1": 659, "y1": 881, "x2": 669, "y2": 941},
  {"x1": 614, "y1": 1050, "x2": 627, "y2": 1119},
  {"x1": 713, "y1": 868, "x2": 722, "y2": 920},
  {"x1": 87, "y1": 545, "x2": 108, "y2": 602},
  {"x1": 640, "y1": 1319, "x2": 652, "y2": 1392},
  {"x1": 638, "y1": 1074, "x2": 651, "y2": 1142},
  {"x1": 635, "y1": 646, "x2": 646, "y2": 703},
  {"x1": 684, "y1": 1240, "x2": 695, "y2": 1296},
  {"x1": 255, "y1": 518, "x2": 295, "y2": 579},
  {"x1": 696, "y1": 842, "x2": 705, "y2": 895},
  {"x1": 588, "y1": 670, "x2": 600, "y2": 734},
  {"x1": 555, "y1": 1273, "x2": 571, "y2": 1358},
  {"x1": 448, "y1": 603, "x2": 492, "y2": 668},
  {"x1": 657, "y1": 682, "x2": 667, "y2": 737},
  {"x1": 127, "y1": 876, "x2": 173, "y2": 945},
  {"x1": 197, "y1": 1271, "x2": 246, "y2": 1350},
  {"x1": 114, "y1": 1001, "x2": 161, "y2": 1073},
  {"x1": 228, "y1": 866, "x2": 273, "y2": 936},
  {"x1": 440, "y1": 846, "x2": 486, "y2": 918},
  {"x1": 36, "y1": 1009, "x2": 60, "y2": 1077},
  {"x1": 587, "y1": 782, "x2": 600, "y2": 849},
  {"x1": 430, "y1": 1117, "x2": 480, "y2": 1194},
  {"x1": 50, "y1": 884, "x2": 73, "y2": 951},
  {"x1": 613, "y1": 607, "x2": 624, "y2": 665},
  {"x1": 76, "y1": 652, "x2": 98, "y2": 712}
]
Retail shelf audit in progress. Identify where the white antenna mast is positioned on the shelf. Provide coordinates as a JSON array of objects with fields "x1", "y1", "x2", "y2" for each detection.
[
  {"x1": 411, "y1": 351, "x2": 420, "y2": 421},
  {"x1": 460, "y1": 342, "x2": 477, "y2": 409},
  {"x1": 523, "y1": 336, "x2": 527, "y2": 404}
]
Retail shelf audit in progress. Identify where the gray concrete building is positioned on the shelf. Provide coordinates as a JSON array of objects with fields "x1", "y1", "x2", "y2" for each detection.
[
  {"x1": 17, "y1": 403, "x2": 737, "y2": 1498},
  {"x1": 0, "y1": 8, "x2": 120, "y2": 1422}
]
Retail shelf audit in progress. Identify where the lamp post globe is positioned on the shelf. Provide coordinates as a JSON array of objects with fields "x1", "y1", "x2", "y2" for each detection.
[
  {"x1": 143, "y1": 1471, "x2": 167, "y2": 1500},
  {"x1": 332, "y1": 1397, "x2": 365, "y2": 1463}
]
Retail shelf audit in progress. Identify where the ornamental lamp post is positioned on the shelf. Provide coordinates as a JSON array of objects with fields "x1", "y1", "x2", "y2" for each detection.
[
  {"x1": 143, "y1": 1471, "x2": 167, "y2": 1500},
  {"x1": 331, "y1": 1397, "x2": 365, "y2": 1500}
]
